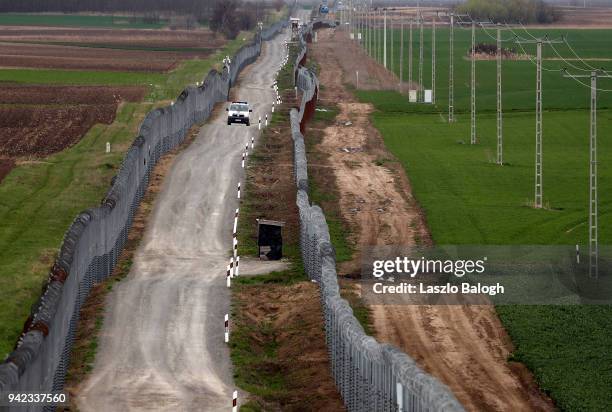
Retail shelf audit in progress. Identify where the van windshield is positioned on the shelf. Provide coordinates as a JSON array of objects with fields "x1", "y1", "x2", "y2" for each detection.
[{"x1": 230, "y1": 104, "x2": 248, "y2": 111}]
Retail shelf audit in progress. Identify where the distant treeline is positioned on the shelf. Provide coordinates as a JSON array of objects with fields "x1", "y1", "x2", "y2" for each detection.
[
  {"x1": 0, "y1": 0, "x2": 211, "y2": 16},
  {"x1": 0, "y1": 0, "x2": 283, "y2": 19},
  {"x1": 457, "y1": 0, "x2": 560, "y2": 23}
]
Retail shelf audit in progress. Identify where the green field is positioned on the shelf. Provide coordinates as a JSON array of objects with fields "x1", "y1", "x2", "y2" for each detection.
[
  {"x1": 357, "y1": 25, "x2": 612, "y2": 411},
  {"x1": 362, "y1": 26, "x2": 612, "y2": 112},
  {"x1": 0, "y1": 103, "x2": 153, "y2": 357},
  {"x1": 0, "y1": 13, "x2": 167, "y2": 29},
  {"x1": 0, "y1": 29, "x2": 255, "y2": 356},
  {"x1": 0, "y1": 32, "x2": 252, "y2": 102}
]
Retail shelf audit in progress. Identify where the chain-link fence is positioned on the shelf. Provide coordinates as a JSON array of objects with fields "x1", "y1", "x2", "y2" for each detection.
[
  {"x1": 290, "y1": 21, "x2": 466, "y2": 412},
  {"x1": 0, "y1": 17, "x2": 289, "y2": 412}
]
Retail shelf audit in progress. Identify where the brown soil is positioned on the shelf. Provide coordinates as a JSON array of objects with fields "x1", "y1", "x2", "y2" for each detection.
[
  {"x1": 309, "y1": 28, "x2": 556, "y2": 412},
  {"x1": 233, "y1": 282, "x2": 346, "y2": 411},
  {"x1": 538, "y1": 6, "x2": 612, "y2": 28},
  {"x1": 0, "y1": 157, "x2": 15, "y2": 183},
  {"x1": 317, "y1": 26, "x2": 417, "y2": 92},
  {"x1": 0, "y1": 25, "x2": 224, "y2": 72},
  {"x1": 0, "y1": 85, "x2": 146, "y2": 177},
  {"x1": 62, "y1": 124, "x2": 200, "y2": 411},
  {"x1": 0, "y1": 41, "x2": 213, "y2": 72},
  {"x1": 0, "y1": 26, "x2": 224, "y2": 49},
  {"x1": 0, "y1": 85, "x2": 145, "y2": 105}
]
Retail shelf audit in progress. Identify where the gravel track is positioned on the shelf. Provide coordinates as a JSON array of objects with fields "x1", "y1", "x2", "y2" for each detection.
[{"x1": 76, "y1": 29, "x2": 290, "y2": 412}]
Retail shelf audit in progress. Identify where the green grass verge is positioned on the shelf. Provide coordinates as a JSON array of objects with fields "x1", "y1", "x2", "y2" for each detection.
[
  {"x1": 356, "y1": 88, "x2": 612, "y2": 411},
  {"x1": 0, "y1": 102, "x2": 153, "y2": 357},
  {"x1": 0, "y1": 13, "x2": 167, "y2": 29}
]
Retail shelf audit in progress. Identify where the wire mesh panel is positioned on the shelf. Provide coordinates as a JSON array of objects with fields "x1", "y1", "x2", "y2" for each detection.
[
  {"x1": 289, "y1": 21, "x2": 465, "y2": 412},
  {"x1": 0, "y1": 16, "x2": 291, "y2": 412}
]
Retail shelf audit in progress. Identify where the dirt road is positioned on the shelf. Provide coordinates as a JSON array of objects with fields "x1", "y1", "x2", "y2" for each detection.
[
  {"x1": 76, "y1": 30, "x2": 289, "y2": 411},
  {"x1": 309, "y1": 29, "x2": 554, "y2": 412}
]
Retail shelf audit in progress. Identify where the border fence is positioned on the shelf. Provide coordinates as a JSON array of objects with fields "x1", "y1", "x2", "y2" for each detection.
[
  {"x1": 289, "y1": 20, "x2": 466, "y2": 412},
  {"x1": 0, "y1": 16, "x2": 289, "y2": 412}
]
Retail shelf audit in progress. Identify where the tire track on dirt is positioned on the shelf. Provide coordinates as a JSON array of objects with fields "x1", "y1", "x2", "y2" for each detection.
[{"x1": 309, "y1": 28, "x2": 555, "y2": 412}]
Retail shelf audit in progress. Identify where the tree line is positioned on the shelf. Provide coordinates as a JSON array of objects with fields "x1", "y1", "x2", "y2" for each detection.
[
  {"x1": 456, "y1": 0, "x2": 561, "y2": 23},
  {"x1": 0, "y1": 0, "x2": 286, "y2": 38}
]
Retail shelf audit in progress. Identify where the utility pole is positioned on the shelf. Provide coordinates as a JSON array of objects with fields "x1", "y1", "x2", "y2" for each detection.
[
  {"x1": 516, "y1": 36, "x2": 562, "y2": 209},
  {"x1": 562, "y1": 69, "x2": 612, "y2": 278},
  {"x1": 431, "y1": 17, "x2": 436, "y2": 104},
  {"x1": 470, "y1": 21, "x2": 476, "y2": 143},
  {"x1": 400, "y1": 20, "x2": 404, "y2": 89},
  {"x1": 391, "y1": 13, "x2": 394, "y2": 73},
  {"x1": 418, "y1": 12, "x2": 424, "y2": 102},
  {"x1": 383, "y1": 8, "x2": 387, "y2": 68},
  {"x1": 409, "y1": 19, "x2": 413, "y2": 90},
  {"x1": 496, "y1": 26, "x2": 503, "y2": 165},
  {"x1": 448, "y1": 13, "x2": 454, "y2": 122}
]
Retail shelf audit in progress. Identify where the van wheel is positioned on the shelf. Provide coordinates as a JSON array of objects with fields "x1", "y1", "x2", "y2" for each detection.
[
  {"x1": 246, "y1": 121, "x2": 250, "y2": 126},
  {"x1": 227, "y1": 120, "x2": 231, "y2": 125}
]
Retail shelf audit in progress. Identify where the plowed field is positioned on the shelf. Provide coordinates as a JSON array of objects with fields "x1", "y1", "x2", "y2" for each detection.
[{"x1": 0, "y1": 85, "x2": 145, "y2": 181}]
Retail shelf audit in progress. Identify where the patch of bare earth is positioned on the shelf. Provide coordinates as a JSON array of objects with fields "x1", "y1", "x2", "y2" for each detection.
[
  {"x1": 0, "y1": 85, "x2": 145, "y2": 179},
  {"x1": 0, "y1": 26, "x2": 225, "y2": 49},
  {"x1": 309, "y1": 28, "x2": 555, "y2": 412},
  {"x1": 233, "y1": 282, "x2": 345, "y2": 411}
]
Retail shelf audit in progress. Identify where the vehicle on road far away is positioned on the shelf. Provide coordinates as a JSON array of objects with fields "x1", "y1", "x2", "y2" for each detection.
[{"x1": 226, "y1": 101, "x2": 252, "y2": 126}]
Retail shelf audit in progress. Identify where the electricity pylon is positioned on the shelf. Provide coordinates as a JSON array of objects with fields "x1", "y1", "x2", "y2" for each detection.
[
  {"x1": 409, "y1": 20, "x2": 413, "y2": 89},
  {"x1": 448, "y1": 13, "x2": 454, "y2": 122},
  {"x1": 431, "y1": 17, "x2": 436, "y2": 104},
  {"x1": 400, "y1": 20, "x2": 404, "y2": 88},
  {"x1": 516, "y1": 36, "x2": 563, "y2": 209},
  {"x1": 383, "y1": 8, "x2": 387, "y2": 68},
  {"x1": 458, "y1": 18, "x2": 493, "y2": 143},
  {"x1": 418, "y1": 12, "x2": 424, "y2": 102},
  {"x1": 496, "y1": 26, "x2": 503, "y2": 165},
  {"x1": 563, "y1": 69, "x2": 612, "y2": 278}
]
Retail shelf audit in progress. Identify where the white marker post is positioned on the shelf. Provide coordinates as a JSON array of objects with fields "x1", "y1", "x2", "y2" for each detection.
[
  {"x1": 226, "y1": 265, "x2": 231, "y2": 287},
  {"x1": 396, "y1": 382, "x2": 404, "y2": 412},
  {"x1": 233, "y1": 236, "x2": 238, "y2": 259},
  {"x1": 241, "y1": 152, "x2": 245, "y2": 168},
  {"x1": 235, "y1": 256, "x2": 240, "y2": 277},
  {"x1": 233, "y1": 209, "x2": 239, "y2": 235},
  {"x1": 229, "y1": 257, "x2": 234, "y2": 278},
  {"x1": 106, "y1": 142, "x2": 111, "y2": 153},
  {"x1": 237, "y1": 182, "x2": 241, "y2": 199},
  {"x1": 272, "y1": 102, "x2": 275, "y2": 113},
  {"x1": 251, "y1": 136, "x2": 254, "y2": 149},
  {"x1": 224, "y1": 314, "x2": 229, "y2": 343},
  {"x1": 258, "y1": 117, "x2": 261, "y2": 130},
  {"x1": 265, "y1": 114, "x2": 268, "y2": 127},
  {"x1": 232, "y1": 390, "x2": 238, "y2": 412}
]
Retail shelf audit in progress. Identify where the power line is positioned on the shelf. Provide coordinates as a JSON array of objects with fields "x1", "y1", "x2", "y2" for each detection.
[
  {"x1": 448, "y1": 12, "x2": 454, "y2": 122},
  {"x1": 432, "y1": 17, "x2": 436, "y2": 104},
  {"x1": 516, "y1": 36, "x2": 564, "y2": 209},
  {"x1": 561, "y1": 69, "x2": 612, "y2": 278},
  {"x1": 497, "y1": 26, "x2": 503, "y2": 165},
  {"x1": 418, "y1": 11, "x2": 424, "y2": 102}
]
